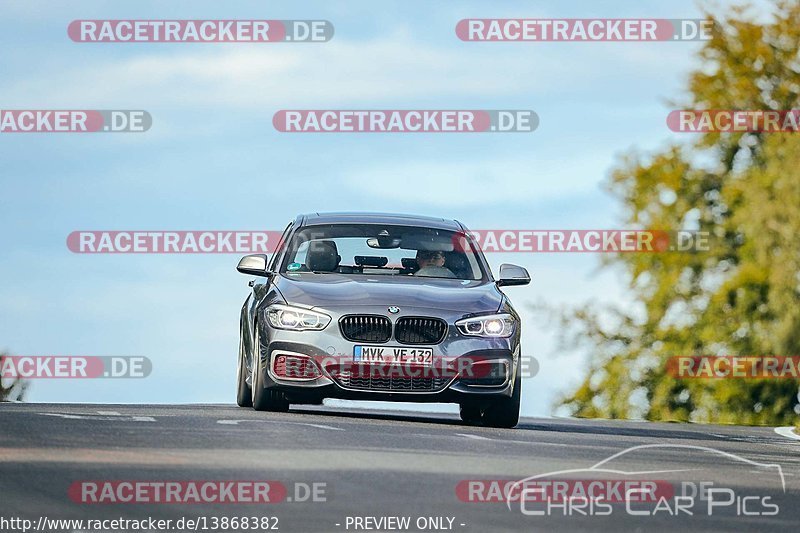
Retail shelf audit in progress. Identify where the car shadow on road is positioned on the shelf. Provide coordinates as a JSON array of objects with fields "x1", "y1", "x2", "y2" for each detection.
[{"x1": 289, "y1": 405, "x2": 780, "y2": 443}]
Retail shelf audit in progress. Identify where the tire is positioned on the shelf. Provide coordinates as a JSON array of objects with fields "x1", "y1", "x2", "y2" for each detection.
[
  {"x1": 481, "y1": 371, "x2": 521, "y2": 429},
  {"x1": 459, "y1": 402, "x2": 482, "y2": 424},
  {"x1": 236, "y1": 332, "x2": 252, "y2": 407},
  {"x1": 251, "y1": 323, "x2": 290, "y2": 412}
]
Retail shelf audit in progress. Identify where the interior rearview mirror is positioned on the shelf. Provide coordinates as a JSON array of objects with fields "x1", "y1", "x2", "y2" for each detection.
[{"x1": 367, "y1": 237, "x2": 401, "y2": 249}]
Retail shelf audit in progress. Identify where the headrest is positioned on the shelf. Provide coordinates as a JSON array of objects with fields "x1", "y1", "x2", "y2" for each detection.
[
  {"x1": 306, "y1": 240, "x2": 340, "y2": 272},
  {"x1": 401, "y1": 258, "x2": 420, "y2": 270}
]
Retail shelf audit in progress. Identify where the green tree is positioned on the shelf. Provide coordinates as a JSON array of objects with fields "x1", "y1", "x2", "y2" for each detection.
[
  {"x1": 0, "y1": 353, "x2": 26, "y2": 401},
  {"x1": 558, "y1": 1, "x2": 800, "y2": 425}
]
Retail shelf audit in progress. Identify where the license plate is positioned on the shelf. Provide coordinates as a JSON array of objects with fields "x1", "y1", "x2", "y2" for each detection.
[{"x1": 354, "y1": 345, "x2": 433, "y2": 364}]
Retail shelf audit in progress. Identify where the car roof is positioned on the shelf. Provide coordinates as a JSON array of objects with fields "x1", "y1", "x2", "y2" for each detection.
[{"x1": 298, "y1": 212, "x2": 464, "y2": 231}]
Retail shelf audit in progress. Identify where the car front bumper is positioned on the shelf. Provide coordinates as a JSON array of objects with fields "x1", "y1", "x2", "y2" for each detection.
[{"x1": 254, "y1": 308, "x2": 521, "y2": 404}]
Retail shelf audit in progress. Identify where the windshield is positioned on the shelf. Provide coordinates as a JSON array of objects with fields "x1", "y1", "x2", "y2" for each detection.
[{"x1": 280, "y1": 224, "x2": 486, "y2": 280}]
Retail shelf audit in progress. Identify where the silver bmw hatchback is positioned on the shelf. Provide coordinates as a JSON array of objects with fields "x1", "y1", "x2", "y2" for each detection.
[{"x1": 236, "y1": 212, "x2": 530, "y2": 428}]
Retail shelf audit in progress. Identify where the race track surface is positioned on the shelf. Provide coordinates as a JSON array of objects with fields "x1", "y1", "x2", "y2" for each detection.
[{"x1": 1, "y1": 403, "x2": 797, "y2": 532}]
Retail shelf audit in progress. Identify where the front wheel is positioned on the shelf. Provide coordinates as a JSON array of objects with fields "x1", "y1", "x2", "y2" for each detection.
[
  {"x1": 482, "y1": 372, "x2": 521, "y2": 428},
  {"x1": 459, "y1": 402, "x2": 482, "y2": 424},
  {"x1": 251, "y1": 323, "x2": 290, "y2": 412},
  {"x1": 236, "y1": 333, "x2": 252, "y2": 407}
]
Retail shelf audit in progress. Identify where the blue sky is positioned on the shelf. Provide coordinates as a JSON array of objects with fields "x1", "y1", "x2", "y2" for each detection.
[{"x1": 0, "y1": 0, "x2": 749, "y2": 415}]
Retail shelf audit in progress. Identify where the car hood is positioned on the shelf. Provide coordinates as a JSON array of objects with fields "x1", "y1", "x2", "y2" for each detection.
[{"x1": 274, "y1": 273, "x2": 503, "y2": 314}]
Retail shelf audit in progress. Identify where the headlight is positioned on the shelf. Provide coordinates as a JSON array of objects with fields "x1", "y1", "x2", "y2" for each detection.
[
  {"x1": 455, "y1": 313, "x2": 515, "y2": 338},
  {"x1": 266, "y1": 304, "x2": 331, "y2": 331}
]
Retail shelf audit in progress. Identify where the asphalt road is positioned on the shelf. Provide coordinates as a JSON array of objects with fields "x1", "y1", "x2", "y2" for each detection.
[{"x1": 0, "y1": 403, "x2": 798, "y2": 532}]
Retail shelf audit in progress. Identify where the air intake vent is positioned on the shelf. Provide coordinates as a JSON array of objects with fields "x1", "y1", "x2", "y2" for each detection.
[
  {"x1": 335, "y1": 371, "x2": 450, "y2": 392},
  {"x1": 339, "y1": 315, "x2": 392, "y2": 343},
  {"x1": 394, "y1": 317, "x2": 448, "y2": 345}
]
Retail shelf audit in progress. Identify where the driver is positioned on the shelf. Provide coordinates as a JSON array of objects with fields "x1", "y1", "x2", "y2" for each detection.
[{"x1": 414, "y1": 250, "x2": 456, "y2": 278}]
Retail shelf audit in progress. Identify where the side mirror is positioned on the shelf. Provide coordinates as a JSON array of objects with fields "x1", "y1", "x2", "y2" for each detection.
[
  {"x1": 496, "y1": 264, "x2": 530, "y2": 287},
  {"x1": 237, "y1": 254, "x2": 270, "y2": 277}
]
